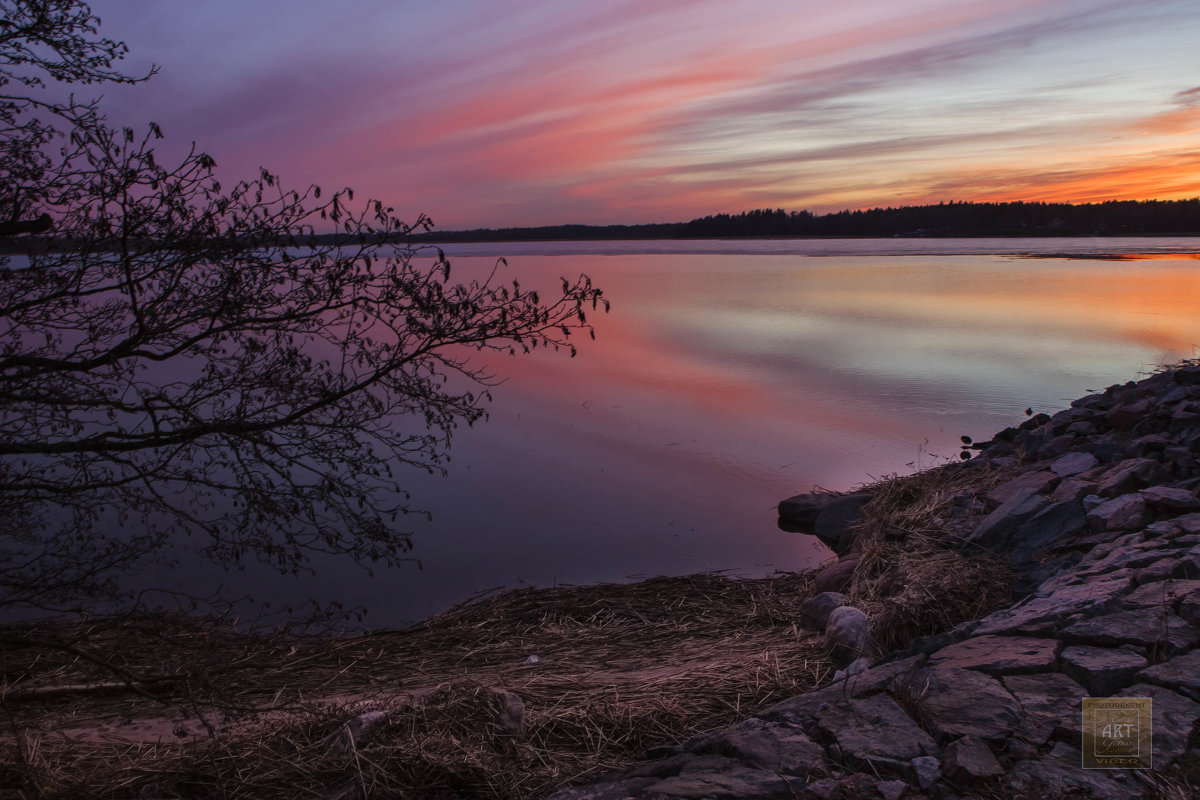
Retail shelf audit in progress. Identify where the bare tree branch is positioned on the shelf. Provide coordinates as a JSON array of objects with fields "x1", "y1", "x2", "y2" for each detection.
[{"x1": 0, "y1": 0, "x2": 609, "y2": 612}]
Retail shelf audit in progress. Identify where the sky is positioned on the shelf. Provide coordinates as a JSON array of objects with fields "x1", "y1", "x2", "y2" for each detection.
[{"x1": 82, "y1": 0, "x2": 1200, "y2": 229}]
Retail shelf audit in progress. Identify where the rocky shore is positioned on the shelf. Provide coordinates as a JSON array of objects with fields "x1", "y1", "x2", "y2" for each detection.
[{"x1": 551, "y1": 365, "x2": 1200, "y2": 800}]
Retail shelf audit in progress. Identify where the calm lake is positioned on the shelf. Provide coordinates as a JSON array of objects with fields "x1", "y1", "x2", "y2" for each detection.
[{"x1": 160, "y1": 237, "x2": 1200, "y2": 626}]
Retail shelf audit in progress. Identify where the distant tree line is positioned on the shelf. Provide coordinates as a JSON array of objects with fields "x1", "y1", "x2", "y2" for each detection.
[{"x1": 411, "y1": 200, "x2": 1200, "y2": 242}]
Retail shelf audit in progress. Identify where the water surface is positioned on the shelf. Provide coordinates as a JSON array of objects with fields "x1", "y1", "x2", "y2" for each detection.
[{"x1": 157, "y1": 237, "x2": 1200, "y2": 624}]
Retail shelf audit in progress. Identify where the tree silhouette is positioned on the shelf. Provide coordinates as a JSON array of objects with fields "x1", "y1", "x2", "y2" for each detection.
[{"x1": 0, "y1": 0, "x2": 607, "y2": 612}]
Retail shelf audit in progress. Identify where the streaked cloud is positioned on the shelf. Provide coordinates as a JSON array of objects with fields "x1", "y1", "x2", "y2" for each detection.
[{"x1": 87, "y1": 0, "x2": 1200, "y2": 227}]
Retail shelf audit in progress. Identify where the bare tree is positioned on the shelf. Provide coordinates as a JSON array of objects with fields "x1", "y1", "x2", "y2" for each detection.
[{"x1": 0, "y1": 0, "x2": 607, "y2": 612}]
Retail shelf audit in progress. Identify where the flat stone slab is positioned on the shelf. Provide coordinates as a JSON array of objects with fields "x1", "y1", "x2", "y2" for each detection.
[
  {"x1": 1116, "y1": 683, "x2": 1200, "y2": 764},
  {"x1": 927, "y1": 635, "x2": 1060, "y2": 674},
  {"x1": 1141, "y1": 485, "x2": 1200, "y2": 511},
  {"x1": 644, "y1": 768, "x2": 804, "y2": 799},
  {"x1": 1096, "y1": 457, "x2": 1162, "y2": 497},
  {"x1": 942, "y1": 735, "x2": 1004, "y2": 782},
  {"x1": 1139, "y1": 649, "x2": 1200, "y2": 694},
  {"x1": 763, "y1": 655, "x2": 927, "y2": 722},
  {"x1": 988, "y1": 470, "x2": 1060, "y2": 505},
  {"x1": 1087, "y1": 493, "x2": 1149, "y2": 532},
  {"x1": 900, "y1": 668, "x2": 1022, "y2": 742},
  {"x1": 686, "y1": 718, "x2": 827, "y2": 775},
  {"x1": 815, "y1": 694, "x2": 937, "y2": 773},
  {"x1": 1001, "y1": 673, "x2": 1089, "y2": 746},
  {"x1": 1061, "y1": 607, "x2": 1200, "y2": 653},
  {"x1": 1059, "y1": 645, "x2": 1148, "y2": 696},
  {"x1": 973, "y1": 573, "x2": 1131, "y2": 636},
  {"x1": 1121, "y1": 579, "x2": 1200, "y2": 609},
  {"x1": 968, "y1": 487, "x2": 1049, "y2": 551},
  {"x1": 1050, "y1": 451, "x2": 1099, "y2": 477},
  {"x1": 1006, "y1": 742, "x2": 1132, "y2": 800}
]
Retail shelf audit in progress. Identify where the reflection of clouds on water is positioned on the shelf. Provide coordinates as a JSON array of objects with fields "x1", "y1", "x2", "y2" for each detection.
[{"x1": 127, "y1": 240, "x2": 1200, "y2": 625}]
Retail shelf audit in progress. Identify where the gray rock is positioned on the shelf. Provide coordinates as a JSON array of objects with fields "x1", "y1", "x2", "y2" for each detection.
[
  {"x1": 967, "y1": 488, "x2": 1048, "y2": 551},
  {"x1": 1059, "y1": 645, "x2": 1148, "y2": 696},
  {"x1": 927, "y1": 635, "x2": 1059, "y2": 675},
  {"x1": 987, "y1": 470, "x2": 1059, "y2": 505},
  {"x1": 1051, "y1": 405, "x2": 1099, "y2": 428},
  {"x1": 1140, "y1": 485, "x2": 1200, "y2": 511},
  {"x1": 643, "y1": 768, "x2": 804, "y2": 798},
  {"x1": 1172, "y1": 512, "x2": 1200, "y2": 534},
  {"x1": 972, "y1": 573, "x2": 1131, "y2": 636},
  {"x1": 1096, "y1": 457, "x2": 1161, "y2": 497},
  {"x1": 825, "y1": 606, "x2": 872, "y2": 663},
  {"x1": 875, "y1": 779, "x2": 907, "y2": 800},
  {"x1": 1133, "y1": 556, "x2": 1186, "y2": 585},
  {"x1": 1012, "y1": 551, "x2": 1081, "y2": 598},
  {"x1": 813, "y1": 556, "x2": 860, "y2": 593},
  {"x1": 910, "y1": 755, "x2": 941, "y2": 790},
  {"x1": 1107, "y1": 398, "x2": 1153, "y2": 430},
  {"x1": 1133, "y1": 432, "x2": 1174, "y2": 456},
  {"x1": 686, "y1": 717, "x2": 827, "y2": 775},
  {"x1": 832, "y1": 657, "x2": 872, "y2": 684},
  {"x1": 762, "y1": 656, "x2": 927, "y2": 723},
  {"x1": 1007, "y1": 742, "x2": 1134, "y2": 800},
  {"x1": 778, "y1": 492, "x2": 841, "y2": 528},
  {"x1": 803, "y1": 778, "x2": 840, "y2": 800},
  {"x1": 1120, "y1": 579, "x2": 1200, "y2": 609},
  {"x1": 1006, "y1": 501, "x2": 1088, "y2": 563},
  {"x1": 1116, "y1": 683, "x2": 1200, "y2": 764},
  {"x1": 1087, "y1": 493, "x2": 1149, "y2": 532},
  {"x1": 1072, "y1": 392, "x2": 1112, "y2": 410},
  {"x1": 1079, "y1": 541, "x2": 1171, "y2": 574},
  {"x1": 1062, "y1": 607, "x2": 1199, "y2": 653},
  {"x1": 496, "y1": 690, "x2": 526, "y2": 738},
  {"x1": 1085, "y1": 439, "x2": 1129, "y2": 463},
  {"x1": 799, "y1": 591, "x2": 846, "y2": 630},
  {"x1": 1175, "y1": 544, "x2": 1200, "y2": 580},
  {"x1": 811, "y1": 494, "x2": 878, "y2": 551},
  {"x1": 1161, "y1": 385, "x2": 1192, "y2": 405},
  {"x1": 342, "y1": 709, "x2": 391, "y2": 749},
  {"x1": 1051, "y1": 476, "x2": 1095, "y2": 503},
  {"x1": 1180, "y1": 589, "x2": 1200, "y2": 625},
  {"x1": 899, "y1": 668, "x2": 1022, "y2": 742},
  {"x1": 1050, "y1": 451, "x2": 1099, "y2": 477},
  {"x1": 1001, "y1": 672, "x2": 1089, "y2": 746},
  {"x1": 942, "y1": 735, "x2": 1003, "y2": 782},
  {"x1": 545, "y1": 776, "x2": 658, "y2": 800},
  {"x1": 830, "y1": 653, "x2": 927, "y2": 697},
  {"x1": 815, "y1": 694, "x2": 937, "y2": 775},
  {"x1": 1139, "y1": 649, "x2": 1200, "y2": 694}
]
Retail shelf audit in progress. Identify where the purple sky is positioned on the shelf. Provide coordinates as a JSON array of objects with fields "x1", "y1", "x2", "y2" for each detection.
[{"x1": 87, "y1": 0, "x2": 1200, "y2": 229}]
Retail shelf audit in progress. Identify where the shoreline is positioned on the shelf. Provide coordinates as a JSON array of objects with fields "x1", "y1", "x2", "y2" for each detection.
[{"x1": 4, "y1": 366, "x2": 1200, "y2": 798}]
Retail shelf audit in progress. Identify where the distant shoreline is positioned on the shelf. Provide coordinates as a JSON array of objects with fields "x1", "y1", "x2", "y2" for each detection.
[{"x1": 5, "y1": 199, "x2": 1199, "y2": 254}]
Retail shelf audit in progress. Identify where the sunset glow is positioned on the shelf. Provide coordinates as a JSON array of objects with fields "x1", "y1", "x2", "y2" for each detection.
[{"x1": 92, "y1": 0, "x2": 1200, "y2": 228}]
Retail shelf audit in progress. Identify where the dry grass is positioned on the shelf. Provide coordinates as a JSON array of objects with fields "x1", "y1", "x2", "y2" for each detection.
[
  {"x1": 846, "y1": 461, "x2": 1016, "y2": 651},
  {"x1": 1, "y1": 461, "x2": 1019, "y2": 799},
  {"x1": 2, "y1": 574, "x2": 831, "y2": 799}
]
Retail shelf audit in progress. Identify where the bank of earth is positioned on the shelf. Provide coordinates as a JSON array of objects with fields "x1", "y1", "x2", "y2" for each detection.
[{"x1": 4, "y1": 365, "x2": 1200, "y2": 799}]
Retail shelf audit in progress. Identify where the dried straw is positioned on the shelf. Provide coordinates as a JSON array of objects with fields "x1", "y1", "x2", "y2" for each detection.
[{"x1": 1, "y1": 461, "x2": 1019, "y2": 798}]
